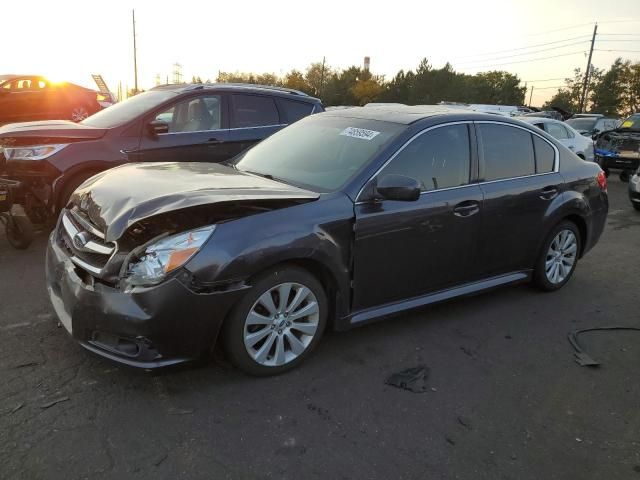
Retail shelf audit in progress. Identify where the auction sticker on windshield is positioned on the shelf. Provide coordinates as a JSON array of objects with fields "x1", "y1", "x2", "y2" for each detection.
[{"x1": 340, "y1": 127, "x2": 380, "y2": 140}]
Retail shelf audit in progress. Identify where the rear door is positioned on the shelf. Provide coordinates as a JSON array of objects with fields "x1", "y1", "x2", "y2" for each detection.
[
  {"x1": 225, "y1": 94, "x2": 285, "y2": 158},
  {"x1": 475, "y1": 121, "x2": 562, "y2": 276},
  {"x1": 135, "y1": 93, "x2": 235, "y2": 163},
  {"x1": 352, "y1": 122, "x2": 483, "y2": 311}
]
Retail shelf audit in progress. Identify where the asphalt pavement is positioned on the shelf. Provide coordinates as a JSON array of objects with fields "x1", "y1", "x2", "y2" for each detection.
[{"x1": 1, "y1": 176, "x2": 639, "y2": 480}]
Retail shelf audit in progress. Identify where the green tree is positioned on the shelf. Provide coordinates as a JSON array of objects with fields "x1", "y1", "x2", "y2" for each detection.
[{"x1": 590, "y1": 59, "x2": 626, "y2": 116}]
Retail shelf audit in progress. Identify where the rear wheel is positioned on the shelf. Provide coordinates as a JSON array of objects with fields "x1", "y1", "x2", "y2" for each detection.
[
  {"x1": 620, "y1": 170, "x2": 631, "y2": 182},
  {"x1": 4, "y1": 214, "x2": 34, "y2": 249},
  {"x1": 222, "y1": 266, "x2": 327, "y2": 376},
  {"x1": 533, "y1": 221, "x2": 581, "y2": 291}
]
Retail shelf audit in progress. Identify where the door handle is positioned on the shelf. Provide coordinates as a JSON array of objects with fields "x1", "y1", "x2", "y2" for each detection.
[
  {"x1": 540, "y1": 186, "x2": 559, "y2": 200},
  {"x1": 207, "y1": 138, "x2": 223, "y2": 144},
  {"x1": 453, "y1": 200, "x2": 480, "y2": 217}
]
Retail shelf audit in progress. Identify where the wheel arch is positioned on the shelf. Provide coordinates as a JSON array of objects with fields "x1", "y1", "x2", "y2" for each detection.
[
  {"x1": 52, "y1": 162, "x2": 110, "y2": 211},
  {"x1": 562, "y1": 213, "x2": 588, "y2": 258}
]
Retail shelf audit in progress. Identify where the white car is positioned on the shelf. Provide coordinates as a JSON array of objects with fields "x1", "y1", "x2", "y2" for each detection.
[{"x1": 518, "y1": 117, "x2": 595, "y2": 161}]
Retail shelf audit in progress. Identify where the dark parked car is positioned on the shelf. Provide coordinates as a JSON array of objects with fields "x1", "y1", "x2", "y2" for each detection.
[
  {"x1": 567, "y1": 115, "x2": 620, "y2": 138},
  {"x1": 0, "y1": 74, "x2": 109, "y2": 125},
  {"x1": 46, "y1": 107, "x2": 608, "y2": 375},
  {"x1": 0, "y1": 83, "x2": 323, "y2": 223},
  {"x1": 594, "y1": 113, "x2": 640, "y2": 181}
]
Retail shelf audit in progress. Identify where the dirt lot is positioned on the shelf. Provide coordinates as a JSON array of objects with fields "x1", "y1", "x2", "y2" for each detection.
[{"x1": 1, "y1": 177, "x2": 639, "y2": 480}]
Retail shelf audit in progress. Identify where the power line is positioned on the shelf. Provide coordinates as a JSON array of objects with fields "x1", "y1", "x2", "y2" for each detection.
[
  {"x1": 458, "y1": 51, "x2": 586, "y2": 70},
  {"x1": 524, "y1": 77, "x2": 568, "y2": 82},
  {"x1": 455, "y1": 40, "x2": 589, "y2": 66},
  {"x1": 524, "y1": 22, "x2": 594, "y2": 37},
  {"x1": 449, "y1": 35, "x2": 590, "y2": 60},
  {"x1": 595, "y1": 49, "x2": 640, "y2": 54}
]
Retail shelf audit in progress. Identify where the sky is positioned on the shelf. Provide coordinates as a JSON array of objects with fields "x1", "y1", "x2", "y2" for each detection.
[{"x1": 3, "y1": 0, "x2": 640, "y2": 106}]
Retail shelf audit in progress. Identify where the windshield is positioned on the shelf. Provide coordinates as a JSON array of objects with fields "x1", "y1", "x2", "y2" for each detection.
[
  {"x1": 232, "y1": 114, "x2": 404, "y2": 192},
  {"x1": 566, "y1": 118, "x2": 597, "y2": 132},
  {"x1": 619, "y1": 114, "x2": 640, "y2": 130},
  {"x1": 81, "y1": 90, "x2": 178, "y2": 128}
]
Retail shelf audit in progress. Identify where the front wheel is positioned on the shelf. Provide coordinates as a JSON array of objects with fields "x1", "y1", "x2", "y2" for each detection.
[
  {"x1": 533, "y1": 221, "x2": 581, "y2": 292},
  {"x1": 222, "y1": 266, "x2": 327, "y2": 376},
  {"x1": 4, "y1": 214, "x2": 35, "y2": 249}
]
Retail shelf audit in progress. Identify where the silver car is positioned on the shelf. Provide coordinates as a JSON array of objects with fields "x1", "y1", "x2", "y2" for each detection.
[{"x1": 518, "y1": 117, "x2": 595, "y2": 162}]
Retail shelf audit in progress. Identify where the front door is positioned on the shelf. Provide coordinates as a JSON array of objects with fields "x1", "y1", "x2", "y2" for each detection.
[
  {"x1": 352, "y1": 123, "x2": 483, "y2": 312},
  {"x1": 135, "y1": 93, "x2": 235, "y2": 164}
]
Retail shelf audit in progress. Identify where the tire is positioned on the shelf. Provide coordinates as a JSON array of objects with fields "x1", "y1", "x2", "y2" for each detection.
[
  {"x1": 5, "y1": 214, "x2": 34, "y2": 250},
  {"x1": 603, "y1": 167, "x2": 610, "y2": 178},
  {"x1": 633, "y1": 203, "x2": 640, "y2": 212},
  {"x1": 70, "y1": 105, "x2": 90, "y2": 122},
  {"x1": 56, "y1": 171, "x2": 98, "y2": 213},
  {"x1": 222, "y1": 265, "x2": 328, "y2": 376},
  {"x1": 533, "y1": 221, "x2": 581, "y2": 292},
  {"x1": 620, "y1": 170, "x2": 631, "y2": 182}
]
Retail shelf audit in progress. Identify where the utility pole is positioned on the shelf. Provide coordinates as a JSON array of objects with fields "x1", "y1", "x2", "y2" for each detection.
[
  {"x1": 580, "y1": 23, "x2": 597, "y2": 113},
  {"x1": 132, "y1": 9, "x2": 138, "y2": 94},
  {"x1": 528, "y1": 85, "x2": 534, "y2": 107},
  {"x1": 319, "y1": 56, "x2": 326, "y2": 98}
]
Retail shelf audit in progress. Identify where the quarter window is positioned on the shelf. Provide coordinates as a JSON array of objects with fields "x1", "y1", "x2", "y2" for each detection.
[
  {"x1": 231, "y1": 94, "x2": 280, "y2": 128},
  {"x1": 380, "y1": 124, "x2": 471, "y2": 191},
  {"x1": 546, "y1": 123, "x2": 569, "y2": 140},
  {"x1": 533, "y1": 135, "x2": 555, "y2": 173},
  {"x1": 479, "y1": 124, "x2": 535, "y2": 181},
  {"x1": 279, "y1": 98, "x2": 314, "y2": 123}
]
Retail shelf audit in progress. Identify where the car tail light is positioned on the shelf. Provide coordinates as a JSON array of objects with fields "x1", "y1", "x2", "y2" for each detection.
[{"x1": 597, "y1": 170, "x2": 607, "y2": 192}]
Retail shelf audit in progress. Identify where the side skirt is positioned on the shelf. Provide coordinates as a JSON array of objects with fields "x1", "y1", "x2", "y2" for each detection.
[{"x1": 340, "y1": 271, "x2": 531, "y2": 330}]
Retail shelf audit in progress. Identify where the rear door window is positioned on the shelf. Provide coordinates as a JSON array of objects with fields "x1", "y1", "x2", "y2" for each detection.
[
  {"x1": 279, "y1": 98, "x2": 314, "y2": 123},
  {"x1": 380, "y1": 124, "x2": 471, "y2": 191},
  {"x1": 546, "y1": 122, "x2": 569, "y2": 140},
  {"x1": 231, "y1": 94, "x2": 280, "y2": 128},
  {"x1": 478, "y1": 123, "x2": 535, "y2": 181}
]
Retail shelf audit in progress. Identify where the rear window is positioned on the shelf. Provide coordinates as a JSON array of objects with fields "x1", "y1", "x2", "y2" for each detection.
[
  {"x1": 279, "y1": 98, "x2": 314, "y2": 123},
  {"x1": 479, "y1": 124, "x2": 535, "y2": 181},
  {"x1": 231, "y1": 94, "x2": 280, "y2": 128}
]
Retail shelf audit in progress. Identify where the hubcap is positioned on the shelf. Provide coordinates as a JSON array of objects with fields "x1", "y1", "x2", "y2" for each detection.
[
  {"x1": 243, "y1": 282, "x2": 319, "y2": 367},
  {"x1": 545, "y1": 229, "x2": 577, "y2": 284},
  {"x1": 71, "y1": 107, "x2": 89, "y2": 122}
]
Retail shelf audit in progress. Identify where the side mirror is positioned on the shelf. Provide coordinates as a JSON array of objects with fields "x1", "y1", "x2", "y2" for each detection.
[
  {"x1": 376, "y1": 174, "x2": 422, "y2": 201},
  {"x1": 147, "y1": 120, "x2": 169, "y2": 136}
]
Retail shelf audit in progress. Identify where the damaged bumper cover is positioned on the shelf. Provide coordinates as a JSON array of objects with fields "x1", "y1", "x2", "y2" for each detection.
[{"x1": 45, "y1": 232, "x2": 248, "y2": 368}]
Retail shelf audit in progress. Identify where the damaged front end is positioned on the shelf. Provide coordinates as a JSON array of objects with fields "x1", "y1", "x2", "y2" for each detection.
[
  {"x1": 46, "y1": 161, "x2": 320, "y2": 367},
  {"x1": 595, "y1": 129, "x2": 640, "y2": 172}
]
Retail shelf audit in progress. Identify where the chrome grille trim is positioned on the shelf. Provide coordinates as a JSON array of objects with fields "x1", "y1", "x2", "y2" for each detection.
[
  {"x1": 60, "y1": 211, "x2": 117, "y2": 275},
  {"x1": 69, "y1": 208, "x2": 105, "y2": 239}
]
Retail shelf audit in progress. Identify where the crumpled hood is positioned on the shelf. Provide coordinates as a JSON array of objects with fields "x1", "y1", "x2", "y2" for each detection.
[
  {"x1": 70, "y1": 162, "x2": 320, "y2": 241},
  {"x1": 0, "y1": 120, "x2": 106, "y2": 146},
  {"x1": 595, "y1": 129, "x2": 640, "y2": 158}
]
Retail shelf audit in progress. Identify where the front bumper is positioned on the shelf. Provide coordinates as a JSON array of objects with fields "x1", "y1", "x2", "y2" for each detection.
[
  {"x1": 46, "y1": 233, "x2": 247, "y2": 368},
  {"x1": 630, "y1": 175, "x2": 640, "y2": 205},
  {"x1": 596, "y1": 154, "x2": 640, "y2": 171}
]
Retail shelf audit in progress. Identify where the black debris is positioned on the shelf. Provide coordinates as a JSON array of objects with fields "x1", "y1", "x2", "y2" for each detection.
[
  {"x1": 40, "y1": 397, "x2": 70, "y2": 409},
  {"x1": 10, "y1": 402, "x2": 24, "y2": 414},
  {"x1": 13, "y1": 361, "x2": 39, "y2": 369},
  {"x1": 568, "y1": 326, "x2": 640, "y2": 367},
  {"x1": 445, "y1": 436, "x2": 456, "y2": 446},
  {"x1": 385, "y1": 365, "x2": 430, "y2": 393},
  {"x1": 457, "y1": 416, "x2": 472, "y2": 430}
]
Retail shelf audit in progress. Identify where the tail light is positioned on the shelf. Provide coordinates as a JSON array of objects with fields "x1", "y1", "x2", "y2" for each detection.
[{"x1": 596, "y1": 170, "x2": 607, "y2": 192}]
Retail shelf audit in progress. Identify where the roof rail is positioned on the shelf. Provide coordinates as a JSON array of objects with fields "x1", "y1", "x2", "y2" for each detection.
[{"x1": 211, "y1": 83, "x2": 310, "y2": 97}]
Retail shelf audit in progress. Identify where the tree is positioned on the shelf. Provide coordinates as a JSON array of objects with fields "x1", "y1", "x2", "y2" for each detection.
[
  {"x1": 590, "y1": 59, "x2": 626, "y2": 116},
  {"x1": 542, "y1": 68, "x2": 585, "y2": 113},
  {"x1": 305, "y1": 62, "x2": 331, "y2": 97},
  {"x1": 351, "y1": 78, "x2": 384, "y2": 105},
  {"x1": 283, "y1": 70, "x2": 312, "y2": 94}
]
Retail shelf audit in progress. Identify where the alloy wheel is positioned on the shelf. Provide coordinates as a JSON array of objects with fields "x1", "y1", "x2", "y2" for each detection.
[
  {"x1": 243, "y1": 282, "x2": 320, "y2": 367},
  {"x1": 545, "y1": 229, "x2": 577, "y2": 284},
  {"x1": 71, "y1": 106, "x2": 89, "y2": 122}
]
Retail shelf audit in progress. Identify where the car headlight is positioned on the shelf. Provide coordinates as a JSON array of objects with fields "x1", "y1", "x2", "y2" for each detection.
[
  {"x1": 124, "y1": 225, "x2": 216, "y2": 287},
  {"x1": 3, "y1": 144, "x2": 68, "y2": 161}
]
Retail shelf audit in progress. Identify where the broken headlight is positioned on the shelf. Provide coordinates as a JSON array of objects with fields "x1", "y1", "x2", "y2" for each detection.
[{"x1": 124, "y1": 225, "x2": 216, "y2": 287}]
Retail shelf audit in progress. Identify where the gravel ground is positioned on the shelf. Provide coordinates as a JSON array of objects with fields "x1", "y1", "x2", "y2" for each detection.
[{"x1": 1, "y1": 176, "x2": 639, "y2": 480}]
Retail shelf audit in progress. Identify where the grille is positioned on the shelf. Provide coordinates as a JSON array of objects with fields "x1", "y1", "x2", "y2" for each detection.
[{"x1": 57, "y1": 208, "x2": 116, "y2": 275}]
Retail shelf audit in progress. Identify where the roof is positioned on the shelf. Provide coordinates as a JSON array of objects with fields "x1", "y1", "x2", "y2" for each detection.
[
  {"x1": 516, "y1": 116, "x2": 563, "y2": 125},
  {"x1": 150, "y1": 82, "x2": 320, "y2": 102},
  {"x1": 319, "y1": 104, "x2": 504, "y2": 125}
]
